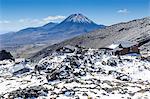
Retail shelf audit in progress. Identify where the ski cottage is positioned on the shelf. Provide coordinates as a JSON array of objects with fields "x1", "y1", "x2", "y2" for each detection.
[{"x1": 108, "y1": 41, "x2": 140, "y2": 55}]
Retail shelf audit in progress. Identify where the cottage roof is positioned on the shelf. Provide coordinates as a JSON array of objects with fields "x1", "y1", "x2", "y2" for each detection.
[
  {"x1": 108, "y1": 44, "x2": 120, "y2": 49},
  {"x1": 117, "y1": 41, "x2": 137, "y2": 48},
  {"x1": 108, "y1": 41, "x2": 138, "y2": 49}
]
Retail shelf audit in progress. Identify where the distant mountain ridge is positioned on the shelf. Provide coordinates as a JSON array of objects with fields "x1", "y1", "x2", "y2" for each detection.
[
  {"x1": 0, "y1": 13, "x2": 105, "y2": 58},
  {"x1": 0, "y1": 13, "x2": 105, "y2": 47}
]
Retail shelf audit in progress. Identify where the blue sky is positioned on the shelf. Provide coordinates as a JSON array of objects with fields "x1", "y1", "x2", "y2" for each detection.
[{"x1": 0, "y1": 0, "x2": 149, "y2": 33}]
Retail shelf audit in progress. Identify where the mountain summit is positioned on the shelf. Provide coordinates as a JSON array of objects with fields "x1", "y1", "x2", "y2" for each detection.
[
  {"x1": 51, "y1": 13, "x2": 105, "y2": 34},
  {"x1": 64, "y1": 13, "x2": 93, "y2": 24}
]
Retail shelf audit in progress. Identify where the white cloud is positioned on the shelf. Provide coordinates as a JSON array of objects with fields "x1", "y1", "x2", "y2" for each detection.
[
  {"x1": 117, "y1": 9, "x2": 129, "y2": 14},
  {"x1": 43, "y1": 15, "x2": 66, "y2": 22}
]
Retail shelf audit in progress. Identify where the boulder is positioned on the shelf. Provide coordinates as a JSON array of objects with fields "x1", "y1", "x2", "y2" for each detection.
[
  {"x1": 0, "y1": 50, "x2": 14, "y2": 61},
  {"x1": 108, "y1": 70, "x2": 131, "y2": 81}
]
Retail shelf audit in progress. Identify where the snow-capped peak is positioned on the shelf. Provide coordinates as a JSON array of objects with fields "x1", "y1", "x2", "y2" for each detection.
[{"x1": 64, "y1": 13, "x2": 94, "y2": 24}]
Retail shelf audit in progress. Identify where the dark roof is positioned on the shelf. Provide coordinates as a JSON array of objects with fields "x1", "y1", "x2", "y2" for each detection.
[
  {"x1": 118, "y1": 41, "x2": 137, "y2": 48},
  {"x1": 108, "y1": 41, "x2": 138, "y2": 49}
]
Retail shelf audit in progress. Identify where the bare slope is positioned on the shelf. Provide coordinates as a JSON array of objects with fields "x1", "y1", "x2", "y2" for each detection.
[{"x1": 31, "y1": 17, "x2": 150, "y2": 61}]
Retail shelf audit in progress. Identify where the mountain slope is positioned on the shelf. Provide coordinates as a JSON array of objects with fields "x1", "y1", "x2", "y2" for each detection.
[
  {"x1": 0, "y1": 13, "x2": 104, "y2": 48},
  {"x1": 31, "y1": 17, "x2": 150, "y2": 61},
  {"x1": 0, "y1": 13, "x2": 105, "y2": 58}
]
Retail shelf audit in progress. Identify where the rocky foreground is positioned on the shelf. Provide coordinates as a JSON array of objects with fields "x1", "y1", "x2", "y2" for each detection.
[{"x1": 0, "y1": 47, "x2": 150, "y2": 99}]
